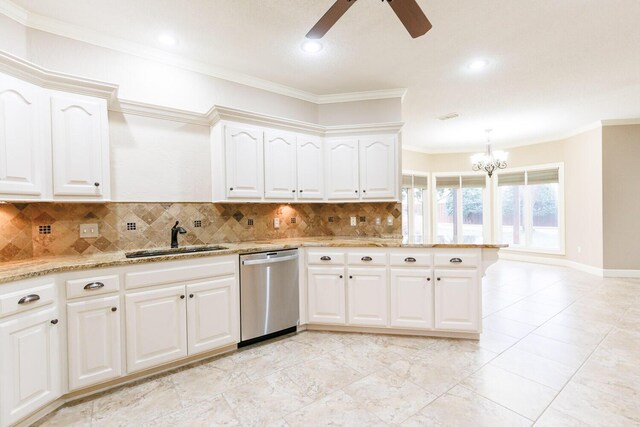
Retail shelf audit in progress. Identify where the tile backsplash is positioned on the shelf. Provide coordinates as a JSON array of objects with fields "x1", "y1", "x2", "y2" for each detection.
[{"x1": 0, "y1": 202, "x2": 402, "y2": 262}]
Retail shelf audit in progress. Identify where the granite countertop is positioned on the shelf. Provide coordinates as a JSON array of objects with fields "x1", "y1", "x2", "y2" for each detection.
[{"x1": 0, "y1": 237, "x2": 507, "y2": 284}]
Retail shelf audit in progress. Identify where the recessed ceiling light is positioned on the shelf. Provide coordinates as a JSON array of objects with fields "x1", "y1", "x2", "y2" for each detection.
[
  {"x1": 301, "y1": 40, "x2": 323, "y2": 53},
  {"x1": 468, "y1": 59, "x2": 489, "y2": 70},
  {"x1": 157, "y1": 34, "x2": 177, "y2": 46}
]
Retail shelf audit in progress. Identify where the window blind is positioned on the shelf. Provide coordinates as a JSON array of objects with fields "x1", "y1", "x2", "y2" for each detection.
[
  {"x1": 435, "y1": 176, "x2": 460, "y2": 189},
  {"x1": 413, "y1": 175, "x2": 429, "y2": 189},
  {"x1": 497, "y1": 172, "x2": 525, "y2": 187},
  {"x1": 527, "y1": 168, "x2": 559, "y2": 185},
  {"x1": 402, "y1": 175, "x2": 413, "y2": 187},
  {"x1": 461, "y1": 175, "x2": 486, "y2": 188}
]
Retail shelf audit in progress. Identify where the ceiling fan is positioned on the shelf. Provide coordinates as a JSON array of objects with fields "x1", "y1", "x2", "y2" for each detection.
[{"x1": 306, "y1": 0, "x2": 432, "y2": 39}]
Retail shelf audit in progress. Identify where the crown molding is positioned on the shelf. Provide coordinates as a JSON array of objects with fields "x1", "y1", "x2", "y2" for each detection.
[
  {"x1": 111, "y1": 99, "x2": 210, "y2": 126},
  {"x1": 0, "y1": 50, "x2": 118, "y2": 101},
  {"x1": 600, "y1": 118, "x2": 640, "y2": 126},
  {"x1": 0, "y1": 0, "x2": 406, "y2": 105}
]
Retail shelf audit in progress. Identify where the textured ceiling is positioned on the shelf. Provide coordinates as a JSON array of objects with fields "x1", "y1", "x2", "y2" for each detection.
[{"x1": 10, "y1": 0, "x2": 640, "y2": 151}]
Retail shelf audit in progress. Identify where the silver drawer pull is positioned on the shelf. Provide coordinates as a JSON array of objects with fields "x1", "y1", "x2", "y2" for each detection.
[
  {"x1": 404, "y1": 257, "x2": 417, "y2": 263},
  {"x1": 450, "y1": 258, "x2": 463, "y2": 263},
  {"x1": 18, "y1": 294, "x2": 40, "y2": 305},
  {"x1": 361, "y1": 256, "x2": 373, "y2": 262},
  {"x1": 320, "y1": 256, "x2": 331, "y2": 261},
  {"x1": 84, "y1": 282, "x2": 105, "y2": 290}
]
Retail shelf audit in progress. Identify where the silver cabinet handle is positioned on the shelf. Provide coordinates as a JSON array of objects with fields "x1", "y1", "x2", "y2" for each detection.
[
  {"x1": 18, "y1": 294, "x2": 40, "y2": 305},
  {"x1": 450, "y1": 258, "x2": 463, "y2": 263},
  {"x1": 404, "y1": 257, "x2": 417, "y2": 263},
  {"x1": 84, "y1": 282, "x2": 105, "y2": 290},
  {"x1": 320, "y1": 256, "x2": 331, "y2": 261},
  {"x1": 361, "y1": 256, "x2": 373, "y2": 262}
]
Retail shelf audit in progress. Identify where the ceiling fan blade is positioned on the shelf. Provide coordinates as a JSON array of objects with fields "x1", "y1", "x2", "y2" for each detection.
[
  {"x1": 387, "y1": 0, "x2": 432, "y2": 38},
  {"x1": 306, "y1": 0, "x2": 357, "y2": 39}
]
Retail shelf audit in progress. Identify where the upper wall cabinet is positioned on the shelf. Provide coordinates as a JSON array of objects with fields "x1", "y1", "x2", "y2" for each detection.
[
  {"x1": 325, "y1": 139, "x2": 360, "y2": 200},
  {"x1": 51, "y1": 93, "x2": 109, "y2": 198},
  {"x1": 0, "y1": 74, "x2": 49, "y2": 199},
  {"x1": 264, "y1": 130, "x2": 297, "y2": 200},
  {"x1": 0, "y1": 71, "x2": 111, "y2": 202},
  {"x1": 359, "y1": 136, "x2": 396, "y2": 199},
  {"x1": 225, "y1": 125, "x2": 264, "y2": 200},
  {"x1": 296, "y1": 135, "x2": 324, "y2": 200}
]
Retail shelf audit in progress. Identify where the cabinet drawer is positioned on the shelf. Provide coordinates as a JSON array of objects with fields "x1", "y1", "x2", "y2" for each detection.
[
  {"x1": 125, "y1": 259, "x2": 236, "y2": 290},
  {"x1": 347, "y1": 253, "x2": 387, "y2": 266},
  {"x1": 433, "y1": 252, "x2": 479, "y2": 268},
  {"x1": 389, "y1": 252, "x2": 432, "y2": 267},
  {"x1": 66, "y1": 275, "x2": 119, "y2": 299},
  {"x1": 307, "y1": 252, "x2": 345, "y2": 265},
  {"x1": 0, "y1": 283, "x2": 56, "y2": 317}
]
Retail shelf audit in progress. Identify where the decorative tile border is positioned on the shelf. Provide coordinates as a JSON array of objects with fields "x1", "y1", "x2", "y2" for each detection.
[{"x1": 0, "y1": 202, "x2": 402, "y2": 262}]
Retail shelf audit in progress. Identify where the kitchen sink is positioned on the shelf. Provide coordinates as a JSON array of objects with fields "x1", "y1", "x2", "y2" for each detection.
[{"x1": 125, "y1": 246, "x2": 227, "y2": 258}]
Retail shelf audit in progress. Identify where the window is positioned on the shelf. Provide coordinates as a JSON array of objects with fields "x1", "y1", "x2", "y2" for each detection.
[
  {"x1": 434, "y1": 174, "x2": 488, "y2": 244},
  {"x1": 495, "y1": 165, "x2": 563, "y2": 252},
  {"x1": 401, "y1": 174, "x2": 429, "y2": 243}
]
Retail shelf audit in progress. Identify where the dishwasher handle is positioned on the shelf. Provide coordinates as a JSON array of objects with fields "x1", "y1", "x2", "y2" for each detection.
[{"x1": 242, "y1": 254, "x2": 298, "y2": 266}]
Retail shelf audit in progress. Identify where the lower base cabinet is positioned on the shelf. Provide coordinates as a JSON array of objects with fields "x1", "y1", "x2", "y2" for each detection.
[
  {"x1": 0, "y1": 307, "x2": 61, "y2": 426},
  {"x1": 307, "y1": 267, "x2": 346, "y2": 324},
  {"x1": 126, "y1": 285, "x2": 188, "y2": 373},
  {"x1": 347, "y1": 268, "x2": 388, "y2": 326},
  {"x1": 434, "y1": 269, "x2": 479, "y2": 331},
  {"x1": 67, "y1": 296, "x2": 122, "y2": 390},
  {"x1": 390, "y1": 268, "x2": 434, "y2": 329}
]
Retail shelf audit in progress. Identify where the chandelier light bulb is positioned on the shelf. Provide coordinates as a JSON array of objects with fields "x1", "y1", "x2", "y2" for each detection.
[{"x1": 471, "y1": 130, "x2": 508, "y2": 178}]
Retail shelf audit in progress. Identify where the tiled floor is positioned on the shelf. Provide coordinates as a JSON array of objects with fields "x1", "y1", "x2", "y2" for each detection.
[{"x1": 38, "y1": 261, "x2": 640, "y2": 426}]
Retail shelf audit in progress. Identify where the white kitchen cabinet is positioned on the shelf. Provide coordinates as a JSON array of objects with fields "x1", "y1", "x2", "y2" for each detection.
[
  {"x1": 296, "y1": 135, "x2": 324, "y2": 200},
  {"x1": 225, "y1": 125, "x2": 263, "y2": 199},
  {"x1": 359, "y1": 136, "x2": 396, "y2": 199},
  {"x1": 51, "y1": 92, "x2": 109, "y2": 198},
  {"x1": 347, "y1": 267, "x2": 388, "y2": 326},
  {"x1": 0, "y1": 306, "x2": 60, "y2": 427},
  {"x1": 0, "y1": 74, "x2": 48, "y2": 199},
  {"x1": 187, "y1": 277, "x2": 238, "y2": 355},
  {"x1": 125, "y1": 285, "x2": 187, "y2": 372},
  {"x1": 390, "y1": 268, "x2": 434, "y2": 329},
  {"x1": 434, "y1": 269, "x2": 479, "y2": 332},
  {"x1": 325, "y1": 138, "x2": 360, "y2": 200},
  {"x1": 67, "y1": 296, "x2": 121, "y2": 391},
  {"x1": 264, "y1": 131, "x2": 297, "y2": 200},
  {"x1": 307, "y1": 266, "x2": 346, "y2": 324}
]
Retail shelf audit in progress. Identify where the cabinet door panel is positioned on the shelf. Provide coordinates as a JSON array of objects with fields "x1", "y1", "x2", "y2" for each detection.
[
  {"x1": 51, "y1": 93, "x2": 107, "y2": 197},
  {"x1": 347, "y1": 267, "x2": 388, "y2": 326},
  {"x1": 434, "y1": 269, "x2": 479, "y2": 332},
  {"x1": 67, "y1": 296, "x2": 121, "y2": 390},
  {"x1": 264, "y1": 131, "x2": 296, "y2": 199},
  {"x1": 325, "y1": 139, "x2": 359, "y2": 199},
  {"x1": 296, "y1": 136, "x2": 323, "y2": 199},
  {"x1": 225, "y1": 125, "x2": 263, "y2": 199},
  {"x1": 0, "y1": 307, "x2": 60, "y2": 426},
  {"x1": 307, "y1": 267, "x2": 345, "y2": 324},
  {"x1": 359, "y1": 136, "x2": 396, "y2": 199},
  {"x1": 0, "y1": 74, "x2": 47, "y2": 197},
  {"x1": 187, "y1": 276, "x2": 238, "y2": 355},
  {"x1": 390, "y1": 268, "x2": 433, "y2": 329},
  {"x1": 125, "y1": 285, "x2": 187, "y2": 372}
]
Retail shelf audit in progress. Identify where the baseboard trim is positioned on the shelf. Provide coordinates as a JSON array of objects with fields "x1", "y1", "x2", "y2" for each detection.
[
  {"x1": 304, "y1": 323, "x2": 480, "y2": 340},
  {"x1": 498, "y1": 252, "x2": 605, "y2": 277},
  {"x1": 603, "y1": 269, "x2": 640, "y2": 278}
]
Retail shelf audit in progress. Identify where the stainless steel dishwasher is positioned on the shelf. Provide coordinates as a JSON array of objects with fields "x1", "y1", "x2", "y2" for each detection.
[{"x1": 239, "y1": 249, "x2": 299, "y2": 346}]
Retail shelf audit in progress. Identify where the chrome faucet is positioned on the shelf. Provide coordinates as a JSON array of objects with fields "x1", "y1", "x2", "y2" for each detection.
[{"x1": 171, "y1": 221, "x2": 187, "y2": 248}]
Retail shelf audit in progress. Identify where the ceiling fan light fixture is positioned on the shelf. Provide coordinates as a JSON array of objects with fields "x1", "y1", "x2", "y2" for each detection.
[
  {"x1": 301, "y1": 40, "x2": 324, "y2": 53},
  {"x1": 468, "y1": 59, "x2": 489, "y2": 70}
]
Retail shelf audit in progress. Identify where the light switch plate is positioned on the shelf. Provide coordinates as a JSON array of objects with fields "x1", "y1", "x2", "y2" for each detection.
[
  {"x1": 375, "y1": 217, "x2": 381, "y2": 225},
  {"x1": 350, "y1": 216, "x2": 357, "y2": 226},
  {"x1": 387, "y1": 216, "x2": 394, "y2": 226},
  {"x1": 80, "y1": 223, "x2": 99, "y2": 238},
  {"x1": 273, "y1": 218, "x2": 280, "y2": 229}
]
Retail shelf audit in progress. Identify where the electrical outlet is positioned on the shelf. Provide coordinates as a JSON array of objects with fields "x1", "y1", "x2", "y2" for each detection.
[
  {"x1": 273, "y1": 218, "x2": 280, "y2": 229},
  {"x1": 80, "y1": 223, "x2": 99, "y2": 238},
  {"x1": 386, "y1": 216, "x2": 394, "y2": 226},
  {"x1": 375, "y1": 217, "x2": 381, "y2": 225},
  {"x1": 350, "y1": 216, "x2": 357, "y2": 226}
]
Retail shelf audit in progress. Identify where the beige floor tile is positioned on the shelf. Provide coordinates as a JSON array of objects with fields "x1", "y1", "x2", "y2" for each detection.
[
  {"x1": 283, "y1": 355, "x2": 364, "y2": 399},
  {"x1": 546, "y1": 311, "x2": 614, "y2": 335},
  {"x1": 142, "y1": 395, "x2": 239, "y2": 426},
  {"x1": 402, "y1": 385, "x2": 531, "y2": 427},
  {"x1": 550, "y1": 381, "x2": 640, "y2": 426},
  {"x1": 490, "y1": 348, "x2": 576, "y2": 390},
  {"x1": 284, "y1": 390, "x2": 387, "y2": 427},
  {"x1": 38, "y1": 400, "x2": 93, "y2": 427},
  {"x1": 533, "y1": 322, "x2": 605, "y2": 349},
  {"x1": 325, "y1": 339, "x2": 406, "y2": 375},
  {"x1": 534, "y1": 407, "x2": 586, "y2": 426},
  {"x1": 477, "y1": 329, "x2": 519, "y2": 354},
  {"x1": 170, "y1": 362, "x2": 250, "y2": 406},
  {"x1": 483, "y1": 314, "x2": 538, "y2": 338},
  {"x1": 494, "y1": 306, "x2": 555, "y2": 326},
  {"x1": 572, "y1": 352, "x2": 640, "y2": 398},
  {"x1": 515, "y1": 334, "x2": 592, "y2": 369},
  {"x1": 222, "y1": 371, "x2": 313, "y2": 426},
  {"x1": 343, "y1": 368, "x2": 437, "y2": 424},
  {"x1": 461, "y1": 365, "x2": 558, "y2": 420}
]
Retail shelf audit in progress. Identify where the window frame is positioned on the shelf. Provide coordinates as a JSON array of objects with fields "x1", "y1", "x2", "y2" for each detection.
[
  {"x1": 401, "y1": 170, "x2": 430, "y2": 244},
  {"x1": 493, "y1": 162, "x2": 565, "y2": 255},
  {"x1": 431, "y1": 171, "x2": 491, "y2": 244}
]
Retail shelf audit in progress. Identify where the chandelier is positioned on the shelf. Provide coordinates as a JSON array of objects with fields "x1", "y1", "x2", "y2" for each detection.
[{"x1": 471, "y1": 129, "x2": 508, "y2": 178}]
